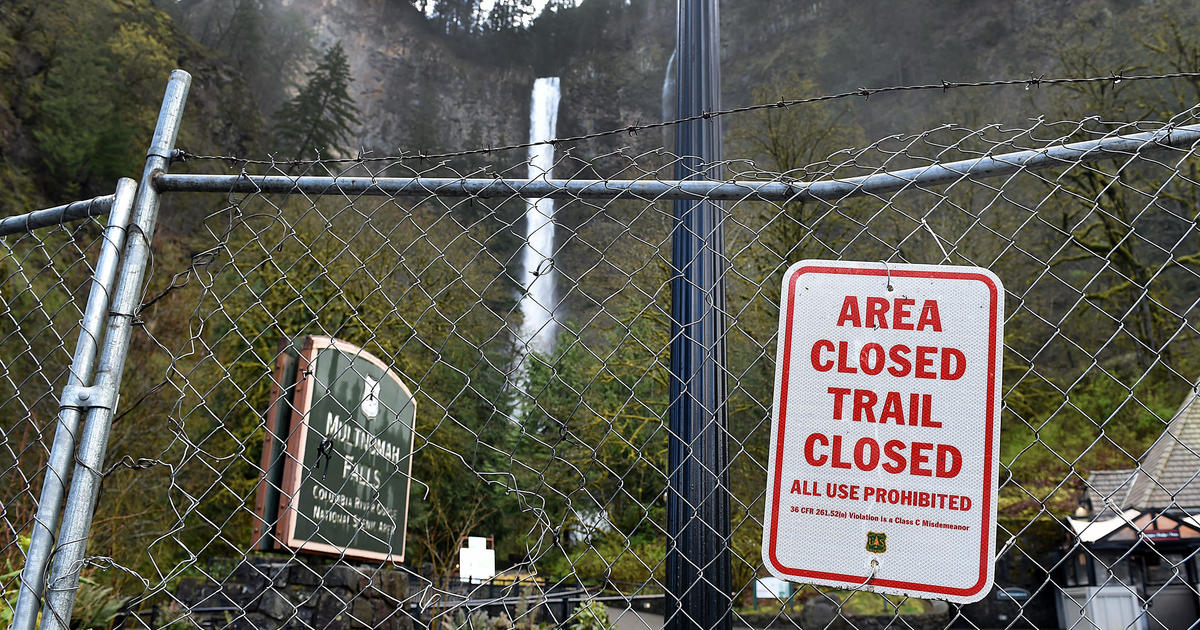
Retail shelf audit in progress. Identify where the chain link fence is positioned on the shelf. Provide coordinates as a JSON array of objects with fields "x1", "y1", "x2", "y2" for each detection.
[
  {"x1": 0, "y1": 190, "x2": 129, "y2": 629},
  {"x1": 5, "y1": 70, "x2": 1200, "y2": 630}
]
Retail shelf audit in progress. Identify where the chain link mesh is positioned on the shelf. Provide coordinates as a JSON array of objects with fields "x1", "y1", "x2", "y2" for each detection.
[
  {"x1": 8, "y1": 102, "x2": 1200, "y2": 630},
  {"x1": 0, "y1": 213, "x2": 112, "y2": 626}
]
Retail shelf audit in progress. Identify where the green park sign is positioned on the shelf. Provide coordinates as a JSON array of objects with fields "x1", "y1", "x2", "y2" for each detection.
[{"x1": 253, "y1": 336, "x2": 415, "y2": 562}]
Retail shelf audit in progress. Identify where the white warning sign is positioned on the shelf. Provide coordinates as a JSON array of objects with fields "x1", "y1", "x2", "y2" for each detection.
[{"x1": 761, "y1": 260, "x2": 1003, "y2": 603}]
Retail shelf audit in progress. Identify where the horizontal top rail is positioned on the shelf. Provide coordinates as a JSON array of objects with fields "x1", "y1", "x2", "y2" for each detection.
[
  {"x1": 153, "y1": 124, "x2": 1200, "y2": 202},
  {"x1": 0, "y1": 195, "x2": 115, "y2": 237}
]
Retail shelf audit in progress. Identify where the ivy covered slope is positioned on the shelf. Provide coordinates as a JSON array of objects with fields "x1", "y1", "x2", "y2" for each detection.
[{"x1": 0, "y1": 0, "x2": 263, "y2": 211}]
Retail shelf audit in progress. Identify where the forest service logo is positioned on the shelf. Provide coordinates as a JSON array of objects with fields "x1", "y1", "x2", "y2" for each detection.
[{"x1": 866, "y1": 531, "x2": 887, "y2": 554}]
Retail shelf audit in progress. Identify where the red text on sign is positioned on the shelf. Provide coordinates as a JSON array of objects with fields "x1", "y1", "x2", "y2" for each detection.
[
  {"x1": 810, "y1": 341, "x2": 966, "y2": 380},
  {"x1": 802, "y1": 433, "x2": 963, "y2": 478},
  {"x1": 826, "y1": 388, "x2": 939, "y2": 427},
  {"x1": 836, "y1": 296, "x2": 943, "y2": 331}
]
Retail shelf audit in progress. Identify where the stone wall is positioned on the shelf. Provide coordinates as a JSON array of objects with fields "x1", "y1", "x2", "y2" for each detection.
[{"x1": 174, "y1": 558, "x2": 412, "y2": 629}]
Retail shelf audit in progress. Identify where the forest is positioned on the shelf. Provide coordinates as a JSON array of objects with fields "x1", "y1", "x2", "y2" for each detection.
[{"x1": 2, "y1": 0, "x2": 1200, "y2": 626}]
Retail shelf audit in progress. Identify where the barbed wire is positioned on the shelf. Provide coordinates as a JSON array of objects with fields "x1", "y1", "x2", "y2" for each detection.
[{"x1": 175, "y1": 69, "x2": 1200, "y2": 167}]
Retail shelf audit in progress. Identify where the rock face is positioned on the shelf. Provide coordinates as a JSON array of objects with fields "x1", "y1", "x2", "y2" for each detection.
[
  {"x1": 271, "y1": 0, "x2": 676, "y2": 162},
  {"x1": 278, "y1": 0, "x2": 532, "y2": 156},
  {"x1": 167, "y1": 0, "x2": 1138, "y2": 173},
  {"x1": 264, "y1": 0, "x2": 1076, "y2": 163}
]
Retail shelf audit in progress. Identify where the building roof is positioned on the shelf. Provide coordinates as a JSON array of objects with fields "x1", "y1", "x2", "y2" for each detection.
[
  {"x1": 1087, "y1": 386, "x2": 1200, "y2": 512},
  {"x1": 1085, "y1": 469, "x2": 1136, "y2": 514},
  {"x1": 1066, "y1": 509, "x2": 1143, "y2": 542}
]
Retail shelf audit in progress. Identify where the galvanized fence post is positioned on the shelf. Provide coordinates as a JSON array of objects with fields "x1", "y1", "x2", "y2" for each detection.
[
  {"x1": 666, "y1": 0, "x2": 731, "y2": 629},
  {"x1": 0, "y1": 196, "x2": 119, "y2": 237},
  {"x1": 10, "y1": 178, "x2": 138, "y2": 630},
  {"x1": 38, "y1": 69, "x2": 191, "y2": 630}
]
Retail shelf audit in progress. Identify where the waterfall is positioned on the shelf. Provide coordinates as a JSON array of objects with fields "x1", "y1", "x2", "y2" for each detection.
[
  {"x1": 662, "y1": 45, "x2": 678, "y2": 124},
  {"x1": 517, "y1": 77, "x2": 561, "y2": 357}
]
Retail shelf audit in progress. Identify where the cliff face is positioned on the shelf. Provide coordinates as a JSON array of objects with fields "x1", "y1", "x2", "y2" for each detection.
[
  {"x1": 278, "y1": 0, "x2": 534, "y2": 156},
  {"x1": 272, "y1": 0, "x2": 678, "y2": 162},
  {"x1": 257, "y1": 0, "x2": 1095, "y2": 164}
]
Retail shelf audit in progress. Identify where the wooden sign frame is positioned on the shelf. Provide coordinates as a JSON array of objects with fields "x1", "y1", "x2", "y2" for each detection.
[{"x1": 256, "y1": 335, "x2": 416, "y2": 563}]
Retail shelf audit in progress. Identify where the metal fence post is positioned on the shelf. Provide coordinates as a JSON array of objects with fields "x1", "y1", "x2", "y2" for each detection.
[
  {"x1": 38, "y1": 69, "x2": 191, "y2": 630},
  {"x1": 665, "y1": 0, "x2": 731, "y2": 629},
  {"x1": 10, "y1": 178, "x2": 138, "y2": 630}
]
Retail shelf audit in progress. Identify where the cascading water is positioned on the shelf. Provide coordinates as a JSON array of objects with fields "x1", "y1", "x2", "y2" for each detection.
[
  {"x1": 515, "y1": 77, "x2": 611, "y2": 541},
  {"x1": 662, "y1": 45, "x2": 678, "y2": 124},
  {"x1": 517, "y1": 77, "x2": 562, "y2": 358}
]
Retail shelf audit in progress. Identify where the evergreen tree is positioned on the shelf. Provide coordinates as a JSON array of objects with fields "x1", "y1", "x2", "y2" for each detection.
[
  {"x1": 483, "y1": 0, "x2": 533, "y2": 32},
  {"x1": 430, "y1": 0, "x2": 480, "y2": 34},
  {"x1": 273, "y1": 43, "x2": 360, "y2": 160}
]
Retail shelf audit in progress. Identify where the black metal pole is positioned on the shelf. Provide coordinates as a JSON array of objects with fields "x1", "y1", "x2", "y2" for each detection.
[{"x1": 666, "y1": 1, "x2": 730, "y2": 629}]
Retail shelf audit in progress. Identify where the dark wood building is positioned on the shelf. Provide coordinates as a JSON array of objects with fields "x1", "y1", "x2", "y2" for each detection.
[{"x1": 1057, "y1": 388, "x2": 1200, "y2": 630}]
